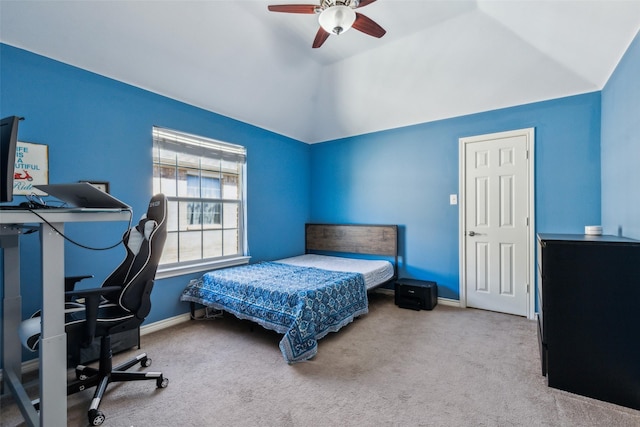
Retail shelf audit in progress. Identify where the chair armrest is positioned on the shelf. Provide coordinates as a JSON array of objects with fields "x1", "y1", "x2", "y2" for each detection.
[
  {"x1": 65, "y1": 285, "x2": 120, "y2": 300},
  {"x1": 65, "y1": 286, "x2": 120, "y2": 347},
  {"x1": 65, "y1": 275, "x2": 95, "y2": 303},
  {"x1": 65, "y1": 275, "x2": 94, "y2": 292}
]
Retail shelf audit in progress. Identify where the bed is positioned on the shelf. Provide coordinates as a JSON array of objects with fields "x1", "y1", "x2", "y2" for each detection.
[{"x1": 180, "y1": 223, "x2": 398, "y2": 363}]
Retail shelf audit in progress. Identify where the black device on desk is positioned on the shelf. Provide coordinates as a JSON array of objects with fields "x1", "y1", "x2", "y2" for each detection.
[
  {"x1": 0, "y1": 202, "x2": 50, "y2": 210},
  {"x1": 19, "y1": 201, "x2": 46, "y2": 209},
  {"x1": 0, "y1": 115, "x2": 22, "y2": 204},
  {"x1": 0, "y1": 115, "x2": 50, "y2": 211},
  {"x1": 0, "y1": 204, "x2": 31, "y2": 210}
]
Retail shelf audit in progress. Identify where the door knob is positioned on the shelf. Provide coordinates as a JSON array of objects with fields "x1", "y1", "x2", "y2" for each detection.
[{"x1": 468, "y1": 231, "x2": 477, "y2": 236}]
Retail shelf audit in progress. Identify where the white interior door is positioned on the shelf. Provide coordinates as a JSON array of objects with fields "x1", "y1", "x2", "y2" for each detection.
[{"x1": 460, "y1": 128, "x2": 534, "y2": 317}]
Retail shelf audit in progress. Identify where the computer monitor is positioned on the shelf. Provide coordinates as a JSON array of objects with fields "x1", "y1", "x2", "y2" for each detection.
[{"x1": 0, "y1": 116, "x2": 21, "y2": 203}]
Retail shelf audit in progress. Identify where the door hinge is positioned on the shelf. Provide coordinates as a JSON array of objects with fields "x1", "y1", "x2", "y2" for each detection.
[
  {"x1": 527, "y1": 284, "x2": 530, "y2": 293},
  {"x1": 526, "y1": 217, "x2": 529, "y2": 226}
]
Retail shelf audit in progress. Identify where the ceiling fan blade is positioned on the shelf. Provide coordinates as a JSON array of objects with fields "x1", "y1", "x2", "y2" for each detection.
[
  {"x1": 352, "y1": 12, "x2": 386, "y2": 38},
  {"x1": 267, "y1": 4, "x2": 318, "y2": 14},
  {"x1": 312, "y1": 27, "x2": 330, "y2": 48},
  {"x1": 356, "y1": 0, "x2": 378, "y2": 8}
]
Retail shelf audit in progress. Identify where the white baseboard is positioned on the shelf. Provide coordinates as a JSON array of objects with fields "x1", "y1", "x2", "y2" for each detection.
[
  {"x1": 140, "y1": 311, "x2": 198, "y2": 336},
  {"x1": 436, "y1": 297, "x2": 460, "y2": 307},
  {"x1": 374, "y1": 287, "x2": 461, "y2": 307}
]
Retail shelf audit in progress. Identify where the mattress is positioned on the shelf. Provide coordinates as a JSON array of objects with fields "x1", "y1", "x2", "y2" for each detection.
[
  {"x1": 275, "y1": 254, "x2": 394, "y2": 290},
  {"x1": 181, "y1": 261, "x2": 367, "y2": 363}
]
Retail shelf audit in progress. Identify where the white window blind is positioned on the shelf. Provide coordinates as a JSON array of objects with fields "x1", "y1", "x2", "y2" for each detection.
[{"x1": 152, "y1": 126, "x2": 248, "y2": 276}]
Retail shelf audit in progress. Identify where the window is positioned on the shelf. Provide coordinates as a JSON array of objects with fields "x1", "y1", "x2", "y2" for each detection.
[
  {"x1": 186, "y1": 175, "x2": 220, "y2": 226},
  {"x1": 152, "y1": 126, "x2": 248, "y2": 277}
]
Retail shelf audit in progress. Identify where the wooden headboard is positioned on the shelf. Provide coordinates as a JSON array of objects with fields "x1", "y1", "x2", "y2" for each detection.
[{"x1": 305, "y1": 223, "x2": 398, "y2": 278}]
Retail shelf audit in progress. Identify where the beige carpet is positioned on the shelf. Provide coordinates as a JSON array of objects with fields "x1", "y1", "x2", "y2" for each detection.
[{"x1": 2, "y1": 292, "x2": 640, "y2": 427}]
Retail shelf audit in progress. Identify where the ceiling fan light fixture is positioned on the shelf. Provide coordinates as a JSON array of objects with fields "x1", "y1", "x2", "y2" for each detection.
[{"x1": 318, "y1": 5, "x2": 356, "y2": 35}]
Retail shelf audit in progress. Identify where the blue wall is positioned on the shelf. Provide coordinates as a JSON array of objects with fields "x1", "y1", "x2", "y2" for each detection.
[
  {"x1": 310, "y1": 93, "x2": 602, "y2": 299},
  {"x1": 2, "y1": 30, "x2": 638, "y2": 363},
  {"x1": 602, "y1": 31, "x2": 640, "y2": 240},
  {"x1": 0, "y1": 44, "x2": 311, "y2": 329}
]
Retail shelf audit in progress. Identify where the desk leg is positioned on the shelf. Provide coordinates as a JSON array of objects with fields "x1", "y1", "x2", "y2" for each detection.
[
  {"x1": 2, "y1": 234, "x2": 21, "y2": 387},
  {"x1": 2, "y1": 230, "x2": 38, "y2": 425},
  {"x1": 39, "y1": 222, "x2": 67, "y2": 426}
]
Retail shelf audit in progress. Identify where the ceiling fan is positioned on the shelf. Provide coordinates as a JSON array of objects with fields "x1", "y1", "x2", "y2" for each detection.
[{"x1": 267, "y1": 0, "x2": 386, "y2": 48}]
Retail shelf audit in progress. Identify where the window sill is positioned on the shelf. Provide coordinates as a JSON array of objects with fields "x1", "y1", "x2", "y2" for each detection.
[{"x1": 155, "y1": 256, "x2": 251, "y2": 279}]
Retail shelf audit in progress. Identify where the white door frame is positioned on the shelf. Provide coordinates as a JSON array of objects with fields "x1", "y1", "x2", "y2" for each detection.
[{"x1": 458, "y1": 128, "x2": 536, "y2": 319}]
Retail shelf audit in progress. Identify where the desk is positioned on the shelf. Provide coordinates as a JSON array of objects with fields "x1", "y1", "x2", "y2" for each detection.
[{"x1": 1, "y1": 208, "x2": 131, "y2": 426}]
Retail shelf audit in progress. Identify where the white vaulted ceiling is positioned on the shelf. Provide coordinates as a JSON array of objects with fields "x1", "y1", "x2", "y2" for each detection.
[{"x1": 1, "y1": 0, "x2": 639, "y2": 143}]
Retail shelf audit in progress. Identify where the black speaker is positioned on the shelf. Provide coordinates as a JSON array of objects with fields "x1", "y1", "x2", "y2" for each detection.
[{"x1": 395, "y1": 279, "x2": 438, "y2": 311}]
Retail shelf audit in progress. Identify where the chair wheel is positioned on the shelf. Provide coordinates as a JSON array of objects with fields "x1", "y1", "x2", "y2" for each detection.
[
  {"x1": 141, "y1": 357, "x2": 152, "y2": 367},
  {"x1": 157, "y1": 377, "x2": 169, "y2": 388},
  {"x1": 88, "y1": 409, "x2": 105, "y2": 426}
]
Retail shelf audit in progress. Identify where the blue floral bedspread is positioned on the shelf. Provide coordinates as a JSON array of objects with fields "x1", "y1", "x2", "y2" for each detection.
[{"x1": 180, "y1": 262, "x2": 367, "y2": 363}]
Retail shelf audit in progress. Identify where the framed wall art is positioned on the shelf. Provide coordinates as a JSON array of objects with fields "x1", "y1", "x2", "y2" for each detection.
[
  {"x1": 80, "y1": 180, "x2": 110, "y2": 194},
  {"x1": 13, "y1": 141, "x2": 49, "y2": 195}
]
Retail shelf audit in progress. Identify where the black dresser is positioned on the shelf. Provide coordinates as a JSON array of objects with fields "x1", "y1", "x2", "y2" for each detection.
[{"x1": 537, "y1": 233, "x2": 640, "y2": 410}]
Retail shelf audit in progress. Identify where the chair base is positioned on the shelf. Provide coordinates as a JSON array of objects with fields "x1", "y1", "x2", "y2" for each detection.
[{"x1": 66, "y1": 335, "x2": 168, "y2": 426}]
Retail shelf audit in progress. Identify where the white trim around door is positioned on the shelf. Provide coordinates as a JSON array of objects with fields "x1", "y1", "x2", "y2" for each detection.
[{"x1": 458, "y1": 128, "x2": 536, "y2": 319}]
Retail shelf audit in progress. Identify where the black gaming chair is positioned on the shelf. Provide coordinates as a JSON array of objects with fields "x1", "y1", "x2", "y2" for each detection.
[{"x1": 19, "y1": 193, "x2": 169, "y2": 426}]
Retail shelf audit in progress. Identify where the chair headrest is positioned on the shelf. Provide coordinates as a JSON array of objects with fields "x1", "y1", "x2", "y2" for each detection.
[
  {"x1": 146, "y1": 193, "x2": 167, "y2": 224},
  {"x1": 128, "y1": 219, "x2": 157, "y2": 256}
]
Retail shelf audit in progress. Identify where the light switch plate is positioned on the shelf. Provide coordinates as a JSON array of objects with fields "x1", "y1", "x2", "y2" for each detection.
[{"x1": 450, "y1": 194, "x2": 458, "y2": 205}]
